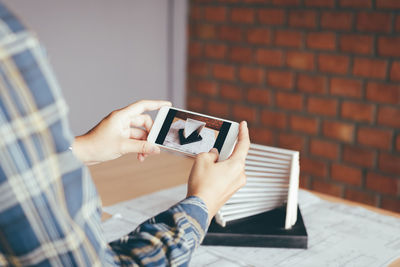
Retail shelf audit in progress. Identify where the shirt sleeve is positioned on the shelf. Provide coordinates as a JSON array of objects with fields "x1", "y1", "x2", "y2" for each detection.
[{"x1": 108, "y1": 196, "x2": 209, "y2": 267}]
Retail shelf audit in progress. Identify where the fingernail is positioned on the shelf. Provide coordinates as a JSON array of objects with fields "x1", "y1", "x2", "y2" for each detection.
[
  {"x1": 210, "y1": 148, "x2": 219, "y2": 154},
  {"x1": 242, "y1": 121, "x2": 247, "y2": 127}
]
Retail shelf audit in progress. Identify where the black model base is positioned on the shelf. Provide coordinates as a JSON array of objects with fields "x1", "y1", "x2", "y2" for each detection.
[
  {"x1": 178, "y1": 128, "x2": 202, "y2": 145},
  {"x1": 202, "y1": 206, "x2": 308, "y2": 249}
]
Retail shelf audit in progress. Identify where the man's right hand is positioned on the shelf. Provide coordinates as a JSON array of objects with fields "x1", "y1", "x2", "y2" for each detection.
[{"x1": 186, "y1": 121, "x2": 250, "y2": 223}]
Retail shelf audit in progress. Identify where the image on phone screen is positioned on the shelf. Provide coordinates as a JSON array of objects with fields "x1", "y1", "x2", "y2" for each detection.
[{"x1": 155, "y1": 108, "x2": 231, "y2": 155}]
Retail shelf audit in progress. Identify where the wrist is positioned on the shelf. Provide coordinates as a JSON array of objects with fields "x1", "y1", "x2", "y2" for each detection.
[{"x1": 72, "y1": 135, "x2": 98, "y2": 165}]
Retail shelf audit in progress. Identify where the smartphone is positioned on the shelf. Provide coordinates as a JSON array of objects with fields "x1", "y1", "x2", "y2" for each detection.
[{"x1": 147, "y1": 106, "x2": 239, "y2": 161}]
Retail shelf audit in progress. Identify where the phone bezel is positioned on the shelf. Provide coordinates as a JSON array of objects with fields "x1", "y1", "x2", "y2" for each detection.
[{"x1": 147, "y1": 106, "x2": 239, "y2": 161}]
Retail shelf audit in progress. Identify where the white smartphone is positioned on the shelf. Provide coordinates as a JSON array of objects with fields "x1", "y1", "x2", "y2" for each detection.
[{"x1": 147, "y1": 106, "x2": 239, "y2": 161}]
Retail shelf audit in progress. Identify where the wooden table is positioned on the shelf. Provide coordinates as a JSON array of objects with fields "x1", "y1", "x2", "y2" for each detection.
[{"x1": 89, "y1": 152, "x2": 400, "y2": 266}]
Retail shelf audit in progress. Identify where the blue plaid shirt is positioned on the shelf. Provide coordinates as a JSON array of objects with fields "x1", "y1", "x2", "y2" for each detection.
[{"x1": 0, "y1": 3, "x2": 208, "y2": 266}]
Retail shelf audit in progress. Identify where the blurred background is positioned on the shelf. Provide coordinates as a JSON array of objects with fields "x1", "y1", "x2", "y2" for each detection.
[{"x1": 5, "y1": 0, "x2": 399, "y2": 213}]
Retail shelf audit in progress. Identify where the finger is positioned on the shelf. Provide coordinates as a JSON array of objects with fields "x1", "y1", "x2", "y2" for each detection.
[
  {"x1": 125, "y1": 100, "x2": 172, "y2": 115},
  {"x1": 208, "y1": 148, "x2": 219, "y2": 163},
  {"x1": 130, "y1": 128, "x2": 147, "y2": 140},
  {"x1": 130, "y1": 114, "x2": 153, "y2": 132},
  {"x1": 229, "y1": 121, "x2": 250, "y2": 161},
  {"x1": 122, "y1": 140, "x2": 160, "y2": 155}
]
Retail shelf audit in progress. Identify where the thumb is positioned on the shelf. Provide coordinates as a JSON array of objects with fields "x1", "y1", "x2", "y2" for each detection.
[
  {"x1": 123, "y1": 140, "x2": 160, "y2": 155},
  {"x1": 208, "y1": 148, "x2": 219, "y2": 162}
]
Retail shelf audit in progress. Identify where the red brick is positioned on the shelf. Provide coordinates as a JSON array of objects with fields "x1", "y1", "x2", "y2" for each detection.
[
  {"x1": 339, "y1": 34, "x2": 373, "y2": 55},
  {"x1": 289, "y1": 10, "x2": 317, "y2": 29},
  {"x1": 381, "y1": 197, "x2": 400, "y2": 213},
  {"x1": 189, "y1": 61, "x2": 209, "y2": 76},
  {"x1": 272, "y1": 0, "x2": 300, "y2": 6},
  {"x1": 204, "y1": 44, "x2": 226, "y2": 59},
  {"x1": 195, "y1": 80, "x2": 218, "y2": 96},
  {"x1": 339, "y1": 0, "x2": 372, "y2": 8},
  {"x1": 310, "y1": 139, "x2": 339, "y2": 160},
  {"x1": 396, "y1": 16, "x2": 400, "y2": 32},
  {"x1": 379, "y1": 153, "x2": 400, "y2": 175},
  {"x1": 330, "y1": 78, "x2": 363, "y2": 98},
  {"x1": 194, "y1": 24, "x2": 217, "y2": 39},
  {"x1": 297, "y1": 74, "x2": 326, "y2": 94},
  {"x1": 299, "y1": 175, "x2": 310, "y2": 189},
  {"x1": 307, "y1": 97, "x2": 338, "y2": 117},
  {"x1": 230, "y1": 46, "x2": 252, "y2": 63},
  {"x1": 276, "y1": 92, "x2": 303, "y2": 111},
  {"x1": 306, "y1": 32, "x2": 336, "y2": 51},
  {"x1": 190, "y1": 6, "x2": 202, "y2": 20},
  {"x1": 331, "y1": 163, "x2": 362, "y2": 186},
  {"x1": 290, "y1": 115, "x2": 318, "y2": 134},
  {"x1": 344, "y1": 189, "x2": 377, "y2": 206},
  {"x1": 187, "y1": 96, "x2": 205, "y2": 112},
  {"x1": 208, "y1": 100, "x2": 229, "y2": 117},
  {"x1": 204, "y1": 7, "x2": 226, "y2": 22},
  {"x1": 267, "y1": 70, "x2": 294, "y2": 89},
  {"x1": 213, "y1": 64, "x2": 235, "y2": 81},
  {"x1": 239, "y1": 67, "x2": 264, "y2": 84},
  {"x1": 378, "y1": 106, "x2": 400, "y2": 128},
  {"x1": 243, "y1": 0, "x2": 269, "y2": 2},
  {"x1": 390, "y1": 61, "x2": 400, "y2": 81},
  {"x1": 357, "y1": 12, "x2": 391, "y2": 33},
  {"x1": 353, "y1": 58, "x2": 387, "y2": 79},
  {"x1": 189, "y1": 41, "x2": 203, "y2": 58},
  {"x1": 358, "y1": 127, "x2": 392, "y2": 149},
  {"x1": 301, "y1": 157, "x2": 327, "y2": 177},
  {"x1": 321, "y1": 12, "x2": 353, "y2": 31},
  {"x1": 218, "y1": 26, "x2": 242, "y2": 42},
  {"x1": 318, "y1": 54, "x2": 349, "y2": 74},
  {"x1": 397, "y1": 134, "x2": 400, "y2": 151},
  {"x1": 376, "y1": 0, "x2": 400, "y2": 8},
  {"x1": 305, "y1": 0, "x2": 334, "y2": 7},
  {"x1": 275, "y1": 30, "x2": 302, "y2": 48},
  {"x1": 246, "y1": 88, "x2": 270, "y2": 105},
  {"x1": 343, "y1": 145, "x2": 375, "y2": 168},
  {"x1": 366, "y1": 82, "x2": 400, "y2": 105},
  {"x1": 249, "y1": 127, "x2": 274, "y2": 145},
  {"x1": 220, "y1": 84, "x2": 242, "y2": 101},
  {"x1": 366, "y1": 172, "x2": 398, "y2": 196},
  {"x1": 231, "y1": 8, "x2": 255, "y2": 24},
  {"x1": 341, "y1": 101, "x2": 374, "y2": 123},
  {"x1": 378, "y1": 37, "x2": 400, "y2": 57},
  {"x1": 246, "y1": 28, "x2": 271, "y2": 45},
  {"x1": 278, "y1": 133, "x2": 306, "y2": 152},
  {"x1": 323, "y1": 121, "x2": 354, "y2": 143},
  {"x1": 312, "y1": 180, "x2": 342, "y2": 197},
  {"x1": 255, "y1": 49, "x2": 283, "y2": 66},
  {"x1": 261, "y1": 110, "x2": 287, "y2": 129},
  {"x1": 286, "y1": 51, "x2": 315, "y2": 71},
  {"x1": 233, "y1": 105, "x2": 257, "y2": 123},
  {"x1": 258, "y1": 9, "x2": 285, "y2": 25}
]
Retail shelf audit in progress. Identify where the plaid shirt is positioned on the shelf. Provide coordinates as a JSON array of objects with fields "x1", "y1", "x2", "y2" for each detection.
[{"x1": 0, "y1": 3, "x2": 208, "y2": 266}]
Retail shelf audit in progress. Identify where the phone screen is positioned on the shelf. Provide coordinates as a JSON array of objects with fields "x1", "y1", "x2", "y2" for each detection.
[{"x1": 155, "y1": 108, "x2": 231, "y2": 155}]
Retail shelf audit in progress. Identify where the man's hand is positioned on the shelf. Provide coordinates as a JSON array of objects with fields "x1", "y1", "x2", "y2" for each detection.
[
  {"x1": 72, "y1": 100, "x2": 171, "y2": 165},
  {"x1": 187, "y1": 121, "x2": 250, "y2": 223}
]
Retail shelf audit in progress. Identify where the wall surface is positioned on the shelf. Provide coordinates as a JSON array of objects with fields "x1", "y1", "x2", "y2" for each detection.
[
  {"x1": 187, "y1": 0, "x2": 400, "y2": 212},
  {"x1": 3, "y1": 0, "x2": 187, "y2": 134}
]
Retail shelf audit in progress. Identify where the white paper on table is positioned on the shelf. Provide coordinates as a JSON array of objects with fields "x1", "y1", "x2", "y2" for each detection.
[
  {"x1": 163, "y1": 120, "x2": 216, "y2": 154},
  {"x1": 102, "y1": 185, "x2": 400, "y2": 267},
  {"x1": 184, "y1": 118, "x2": 206, "y2": 138}
]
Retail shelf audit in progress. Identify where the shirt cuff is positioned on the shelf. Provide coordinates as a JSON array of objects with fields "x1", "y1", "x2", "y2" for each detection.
[{"x1": 177, "y1": 196, "x2": 209, "y2": 238}]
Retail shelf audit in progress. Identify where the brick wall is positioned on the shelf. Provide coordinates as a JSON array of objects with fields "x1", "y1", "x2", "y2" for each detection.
[{"x1": 186, "y1": 0, "x2": 400, "y2": 213}]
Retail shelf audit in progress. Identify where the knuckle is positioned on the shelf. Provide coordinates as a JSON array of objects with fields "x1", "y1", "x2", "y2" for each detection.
[{"x1": 239, "y1": 173, "x2": 247, "y2": 188}]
